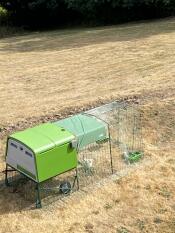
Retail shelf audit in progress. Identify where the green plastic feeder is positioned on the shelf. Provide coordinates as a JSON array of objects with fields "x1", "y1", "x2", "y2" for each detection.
[{"x1": 128, "y1": 151, "x2": 143, "y2": 163}]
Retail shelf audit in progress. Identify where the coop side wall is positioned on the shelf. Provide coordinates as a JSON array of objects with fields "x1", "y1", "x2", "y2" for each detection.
[{"x1": 35, "y1": 143, "x2": 78, "y2": 183}]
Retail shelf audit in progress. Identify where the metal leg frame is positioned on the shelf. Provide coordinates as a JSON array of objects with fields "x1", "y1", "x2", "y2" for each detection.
[
  {"x1": 5, "y1": 165, "x2": 79, "y2": 208},
  {"x1": 5, "y1": 164, "x2": 9, "y2": 186},
  {"x1": 4, "y1": 165, "x2": 16, "y2": 187},
  {"x1": 36, "y1": 183, "x2": 42, "y2": 208},
  {"x1": 72, "y1": 168, "x2": 79, "y2": 191}
]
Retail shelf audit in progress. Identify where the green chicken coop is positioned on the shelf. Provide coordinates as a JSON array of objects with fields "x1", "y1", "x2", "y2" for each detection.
[{"x1": 5, "y1": 113, "x2": 111, "y2": 208}]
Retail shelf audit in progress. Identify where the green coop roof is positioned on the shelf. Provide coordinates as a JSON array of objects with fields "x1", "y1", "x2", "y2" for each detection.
[{"x1": 9, "y1": 123, "x2": 75, "y2": 154}]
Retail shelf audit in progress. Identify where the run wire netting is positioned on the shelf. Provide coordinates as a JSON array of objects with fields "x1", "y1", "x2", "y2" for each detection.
[
  {"x1": 86, "y1": 102, "x2": 143, "y2": 173},
  {"x1": 5, "y1": 101, "x2": 143, "y2": 207}
]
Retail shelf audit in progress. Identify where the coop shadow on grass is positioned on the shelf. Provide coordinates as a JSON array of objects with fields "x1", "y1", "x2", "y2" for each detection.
[
  {"x1": 0, "y1": 175, "x2": 35, "y2": 214},
  {"x1": 1, "y1": 101, "x2": 144, "y2": 211},
  {"x1": 0, "y1": 171, "x2": 77, "y2": 214}
]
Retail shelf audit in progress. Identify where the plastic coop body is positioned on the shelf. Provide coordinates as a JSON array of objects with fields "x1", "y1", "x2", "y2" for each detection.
[{"x1": 6, "y1": 114, "x2": 108, "y2": 183}]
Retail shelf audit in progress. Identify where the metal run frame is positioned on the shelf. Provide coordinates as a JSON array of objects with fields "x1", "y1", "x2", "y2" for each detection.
[{"x1": 82, "y1": 112, "x2": 114, "y2": 174}]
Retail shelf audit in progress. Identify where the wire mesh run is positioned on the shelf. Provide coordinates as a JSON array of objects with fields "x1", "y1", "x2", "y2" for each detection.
[
  {"x1": 86, "y1": 102, "x2": 143, "y2": 172},
  {"x1": 77, "y1": 139, "x2": 113, "y2": 188},
  {"x1": 4, "y1": 101, "x2": 143, "y2": 207}
]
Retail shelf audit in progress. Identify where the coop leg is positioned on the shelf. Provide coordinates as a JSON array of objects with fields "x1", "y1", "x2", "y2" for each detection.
[
  {"x1": 36, "y1": 183, "x2": 42, "y2": 209},
  {"x1": 72, "y1": 176, "x2": 76, "y2": 189},
  {"x1": 5, "y1": 165, "x2": 10, "y2": 187},
  {"x1": 72, "y1": 168, "x2": 79, "y2": 191},
  {"x1": 76, "y1": 168, "x2": 79, "y2": 190}
]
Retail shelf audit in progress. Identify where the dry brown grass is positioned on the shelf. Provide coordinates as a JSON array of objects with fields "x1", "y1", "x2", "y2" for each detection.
[
  {"x1": 0, "y1": 18, "x2": 175, "y2": 126},
  {"x1": 0, "y1": 18, "x2": 175, "y2": 233}
]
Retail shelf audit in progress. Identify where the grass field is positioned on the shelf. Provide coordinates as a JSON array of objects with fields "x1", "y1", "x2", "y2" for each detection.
[{"x1": 0, "y1": 18, "x2": 175, "y2": 233}]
